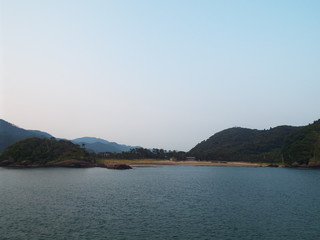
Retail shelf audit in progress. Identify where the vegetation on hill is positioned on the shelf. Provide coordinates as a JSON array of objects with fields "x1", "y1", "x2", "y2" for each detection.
[
  {"x1": 96, "y1": 148, "x2": 187, "y2": 161},
  {"x1": 0, "y1": 119, "x2": 137, "y2": 154},
  {"x1": 1, "y1": 118, "x2": 319, "y2": 167},
  {"x1": 0, "y1": 119, "x2": 52, "y2": 151},
  {"x1": 0, "y1": 138, "x2": 90, "y2": 165},
  {"x1": 189, "y1": 126, "x2": 301, "y2": 163},
  {"x1": 189, "y1": 120, "x2": 320, "y2": 166},
  {"x1": 282, "y1": 120, "x2": 320, "y2": 165}
]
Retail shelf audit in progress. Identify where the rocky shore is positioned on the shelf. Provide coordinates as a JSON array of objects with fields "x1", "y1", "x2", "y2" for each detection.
[{"x1": 0, "y1": 159, "x2": 132, "y2": 170}]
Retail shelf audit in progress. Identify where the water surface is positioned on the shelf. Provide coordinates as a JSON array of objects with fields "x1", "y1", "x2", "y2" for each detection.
[{"x1": 1, "y1": 166, "x2": 319, "y2": 239}]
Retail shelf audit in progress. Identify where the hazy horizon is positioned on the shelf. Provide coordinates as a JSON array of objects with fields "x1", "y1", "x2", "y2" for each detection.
[{"x1": 1, "y1": 0, "x2": 320, "y2": 151}]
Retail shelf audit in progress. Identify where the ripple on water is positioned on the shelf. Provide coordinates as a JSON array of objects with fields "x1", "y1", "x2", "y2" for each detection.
[{"x1": 1, "y1": 166, "x2": 320, "y2": 240}]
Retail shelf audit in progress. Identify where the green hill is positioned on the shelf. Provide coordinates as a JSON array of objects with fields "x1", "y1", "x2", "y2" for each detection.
[
  {"x1": 0, "y1": 138, "x2": 90, "y2": 166},
  {"x1": 189, "y1": 126, "x2": 301, "y2": 163},
  {"x1": 189, "y1": 120, "x2": 320, "y2": 166},
  {"x1": 282, "y1": 120, "x2": 320, "y2": 166}
]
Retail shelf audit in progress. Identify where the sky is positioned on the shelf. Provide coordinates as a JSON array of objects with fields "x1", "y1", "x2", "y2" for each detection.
[{"x1": 1, "y1": 0, "x2": 320, "y2": 151}]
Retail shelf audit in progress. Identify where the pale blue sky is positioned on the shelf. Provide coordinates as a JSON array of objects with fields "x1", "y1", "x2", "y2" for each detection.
[{"x1": 1, "y1": 0, "x2": 320, "y2": 151}]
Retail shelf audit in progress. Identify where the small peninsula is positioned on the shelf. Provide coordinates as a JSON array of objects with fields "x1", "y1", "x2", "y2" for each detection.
[{"x1": 0, "y1": 138, "x2": 131, "y2": 170}]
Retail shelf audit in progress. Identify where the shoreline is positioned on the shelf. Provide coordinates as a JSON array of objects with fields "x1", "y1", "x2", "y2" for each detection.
[
  {"x1": 3, "y1": 159, "x2": 318, "y2": 169},
  {"x1": 100, "y1": 159, "x2": 268, "y2": 167}
]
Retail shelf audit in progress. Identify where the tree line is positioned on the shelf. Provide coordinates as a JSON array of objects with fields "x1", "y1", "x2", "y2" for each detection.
[{"x1": 95, "y1": 147, "x2": 187, "y2": 160}]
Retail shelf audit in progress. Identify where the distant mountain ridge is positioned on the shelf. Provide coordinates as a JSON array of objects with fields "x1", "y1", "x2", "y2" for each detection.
[
  {"x1": 0, "y1": 119, "x2": 138, "y2": 153},
  {"x1": 28, "y1": 130, "x2": 53, "y2": 138},
  {"x1": 72, "y1": 137, "x2": 111, "y2": 145},
  {"x1": 72, "y1": 137, "x2": 138, "y2": 153},
  {"x1": 2, "y1": 118, "x2": 319, "y2": 165},
  {"x1": 0, "y1": 119, "x2": 53, "y2": 151}
]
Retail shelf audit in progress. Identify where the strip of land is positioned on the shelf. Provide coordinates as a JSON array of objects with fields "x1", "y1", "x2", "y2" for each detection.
[{"x1": 100, "y1": 159, "x2": 267, "y2": 167}]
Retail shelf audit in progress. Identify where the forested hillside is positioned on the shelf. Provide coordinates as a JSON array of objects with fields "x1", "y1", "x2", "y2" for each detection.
[
  {"x1": 189, "y1": 126, "x2": 300, "y2": 163},
  {"x1": 189, "y1": 120, "x2": 320, "y2": 166},
  {"x1": 282, "y1": 120, "x2": 320, "y2": 165}
]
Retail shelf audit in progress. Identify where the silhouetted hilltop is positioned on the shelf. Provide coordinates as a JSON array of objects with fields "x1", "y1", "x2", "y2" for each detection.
[{"x1": 0, "y1": 119, "x2": 52, "y2": 151}]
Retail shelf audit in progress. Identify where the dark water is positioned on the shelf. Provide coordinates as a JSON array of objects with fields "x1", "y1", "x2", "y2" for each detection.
[{"x1": 1, "y1": 166, "x2": 320, "y2": 240}]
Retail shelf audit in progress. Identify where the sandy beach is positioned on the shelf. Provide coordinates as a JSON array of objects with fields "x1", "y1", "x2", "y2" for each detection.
[{"x1": 100, "y1": 159, "x2": 265, "y2": 167}]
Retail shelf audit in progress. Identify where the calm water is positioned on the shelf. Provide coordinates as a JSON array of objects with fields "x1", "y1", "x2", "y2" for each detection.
[{"x1": 1, "y1": 166, "x2": 320, "y2": 240}]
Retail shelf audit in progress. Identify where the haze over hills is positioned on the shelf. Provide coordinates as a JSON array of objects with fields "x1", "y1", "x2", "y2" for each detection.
[
  {"x1": 72, "y1": 137, "x2": 138, "y2": 153},
  {"x1": 0, "y1": 119, "x2": 138, "y2": 153}
]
